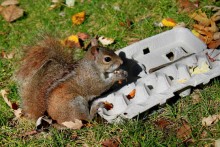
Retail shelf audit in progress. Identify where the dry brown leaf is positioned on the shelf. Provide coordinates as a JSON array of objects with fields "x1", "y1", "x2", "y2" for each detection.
[
  {"x1": 202, "y1": 114, "x2": 220, "y2": 126},
  {"x1": 1, "y1": 51, "x2": 15, "y2": 59},
  {"x1": 98, "y1": 36, "x2": 114, "y2": 46},
  {"x1": 194, "y1": 29, "x2": 213, "y2": 44},
  {"x1": 14, "y1": 108, "x2": 22, "y2": 118},
  {"x1": 0, "y1": 89, "x2": 12, "y2": 108},
  {"x1": 205, "y1": 6, "x2": 220, "y2": 11},
  {"x1": 191, "y1": 89, "x2": 201, "y2": 104},
  {"x1": 101, "y1": 137, "x2": 120, "y2": 147},
  {"x1": 0, "y1": 5, "x2": 3, "y2": 12},
  {"x1": 193, "y1": 21, "x2": 219, "y2": 33},
  {"x1": 1, "y1": 0, "x2": 19, "y2": 6},
  {"x1": 211, "y1": 10, "x2": 220, "y2": 22},
  {"x1": 72, "y1": 11, "x2": 86, "y2": 25},
  {"x1": 103, "y1": 101, "x2": 113, "y2": 111},
  {"x1": 126, "y1": 89, "x2": 136, "y2": 100},
  {"x1": 176, "y1": 121, "x2": 192, "y2": 140},
  {"x1": 208, "y1": 39, "x2": 220, "y2": 49},
  {"x1": 177, "y1": 0, "x2": 198, "y2": 13},
  {"x1": 215, "y1": 139, "x2": 220, "y2": 147},
  {"x1": 62, "y1": 119, "x2": 83, "y2": 129},
  {"x1": 77, "y1": 32, "x2": 90, "y2": 41},
  {"x1": 213, "y1": 32, "x2": 220, "y2": 40},
  {"x1": 190, "y1": 10, "x2": 211, "y2": 26},
  {"x1": 154, "y1": 118, "x2": 171, "y2": 130},
  {"x1": 1, "y1": 5, "x2": 24, "y2": 22},
  {"x1": 61, "y1": 35, "x2": 81, "y2": 48},
  {"x1": 0, "y1": 89, "x2": 23, "y2": 119}
]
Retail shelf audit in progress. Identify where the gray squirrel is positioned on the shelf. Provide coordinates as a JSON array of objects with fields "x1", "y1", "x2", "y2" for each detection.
[{"x1": 15, "y1": 37, "x2": 127, "y2": 128}]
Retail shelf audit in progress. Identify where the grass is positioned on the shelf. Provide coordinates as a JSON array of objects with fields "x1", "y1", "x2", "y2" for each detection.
[{"x1": 0, "y1": 0, "x2": 220, "y2": 146}]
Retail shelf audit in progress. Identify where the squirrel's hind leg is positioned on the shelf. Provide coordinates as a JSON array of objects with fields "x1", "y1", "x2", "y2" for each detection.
[{"x1": 47, "y1": 94, "x2": 91, "y2": 125}]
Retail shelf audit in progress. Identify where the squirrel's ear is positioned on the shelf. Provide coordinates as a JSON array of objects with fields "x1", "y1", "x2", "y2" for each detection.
[{"x1": 91, "y1": 46, "x2": 99, "y2": 59}]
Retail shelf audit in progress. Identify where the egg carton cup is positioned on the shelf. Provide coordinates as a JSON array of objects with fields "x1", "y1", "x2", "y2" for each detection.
[{"x1": 94, "y1": 28, "x2": 220, "y2": 123}]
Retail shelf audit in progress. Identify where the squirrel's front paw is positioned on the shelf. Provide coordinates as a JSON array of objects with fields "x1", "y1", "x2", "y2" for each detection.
[{"x1": 113, "y1": 69, "x2": 128, "y2": 80}]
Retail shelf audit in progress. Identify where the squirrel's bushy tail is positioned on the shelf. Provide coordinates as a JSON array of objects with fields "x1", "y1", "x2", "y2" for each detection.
[{"x1": 15, "y1": 36, "x2": 73, "y2": 84}]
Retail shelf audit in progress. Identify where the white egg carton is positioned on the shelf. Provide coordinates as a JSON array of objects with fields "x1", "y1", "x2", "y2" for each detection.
[{"x1": 95, "y1": 28, "x2": 220, "y2": 123}]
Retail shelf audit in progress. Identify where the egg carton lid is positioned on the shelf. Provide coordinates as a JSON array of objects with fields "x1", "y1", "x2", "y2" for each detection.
[{"x1": 95, "y1": 28, "x2": 220, "y2": 123}]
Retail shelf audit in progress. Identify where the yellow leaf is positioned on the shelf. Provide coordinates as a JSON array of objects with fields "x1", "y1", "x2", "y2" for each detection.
[
  {"x1": 67, "y1": 35, "x2": 79, "y2": 43},
  {"x1": 72, "y1": 11, "x2": 86, "y2": 25},
  {"x1": 161, "y1": 18, "x2": 176, "y2": 27},
  {"x1": 61, "y1": 35, "x2": 80, "y2": 48},
  {"x1": 192, "y1": 29, "x2": 200, "y2": 37},
  {"x1": 189, "y1": 10, "x2": 211, "y2": 26}
]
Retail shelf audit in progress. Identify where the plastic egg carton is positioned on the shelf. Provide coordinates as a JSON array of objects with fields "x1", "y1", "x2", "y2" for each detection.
[{"x1": 95, "y1": 28, "x2": 220, "y2": 123}]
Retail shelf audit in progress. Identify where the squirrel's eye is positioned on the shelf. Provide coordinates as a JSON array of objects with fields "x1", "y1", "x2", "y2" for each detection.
[{"x1": 104, "y1": 56, "x2": 112, "y2": 62}]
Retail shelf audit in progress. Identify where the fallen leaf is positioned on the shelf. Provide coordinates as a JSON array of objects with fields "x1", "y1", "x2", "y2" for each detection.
[
  {"x1": 61, "y1": 35, "x2": 81, "y2": 48},
  {"x1": 98, "y1": 36, "x2": 114, "y2": 46},
  {"x1": 103, "y1": 101, "x2": 113, "y2": 111},
  {"x1": 126, "y1": 89, "x2": 136, "y2": 100},
  {"x1": 14, "y1": 108, "x2": 22, "y2": 119},
  {"x1": 211, "y1": 10, "x2": 220, "y2": 22},
  {"x1": 1, "y1": 0, "x2": 19, "y2": 6},
  {"x1": 62, "y1": 119, "x2": 83, "y2": 129},
  {"x1": 202, "y1": 114, "x2": 220, "y2": 126},
  {"x1": 1, "y1": 51, "x2": 15, "y2": 59},
  {"x1": 193, "y1": 29, "x2": 213, "y2": 44},
  {"x1": 177, "y1": 0, "x2": 198, "y2": 13},
  {"x1": 205, "y1": 6, "x2": 220, "y2": 11},
  {"x1": 1, "y1": 5, "x2": 24, "y2": 22},
  {"x1": 213, "y1": 32, "x2": 220, "y2": 40},
  {"x1": 190, "y1": 10, "x2": 211, "y2": 26},
  {"x1": 191, "y1": 90, "x2": 201, "y2": 104},
  {"x1": 0, "y1": 89, "x2": 23, "y2": 119},
  {"x1": 208, "y1": 39, "x2": 220, "y2": 49},
  {"x1": 215, "y1": 139, "x2": 220, "y2": 147},
  {"x1": 0, "y1": 89, "x2": 12, "y2": 108},
  {"x1": 101, "y1": 137, "x2": 120, "y2": 147},
  {"x1": 72, "y1": 11, "x2": 86, "y2": 25},
  {"x1": 161, "y1": 18, "x2": 176, "y2": 27},
  {"x1": 189, "y1": 61, "x2": 210, "y2": 75},
  {"x1": 193, "y1": 20, "x2": 219, "y2": 33},
  {"x1": 66, "y1": 0, "x2": 75, "y2": 7},
  {"x1": 176, "y1": 121, "x2": 192, "y2": 140},
  {"x1": 77, "y1": 32, "x2": 90, "y2": 41},
  {"x1": 154, "y1": 118, "x2": 171, "y2": 130}
]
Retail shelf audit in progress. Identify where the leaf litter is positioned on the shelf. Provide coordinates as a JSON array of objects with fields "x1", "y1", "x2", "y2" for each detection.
[{"x1": 0, "y1": 2, "x2": 24, "y2": 22}]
